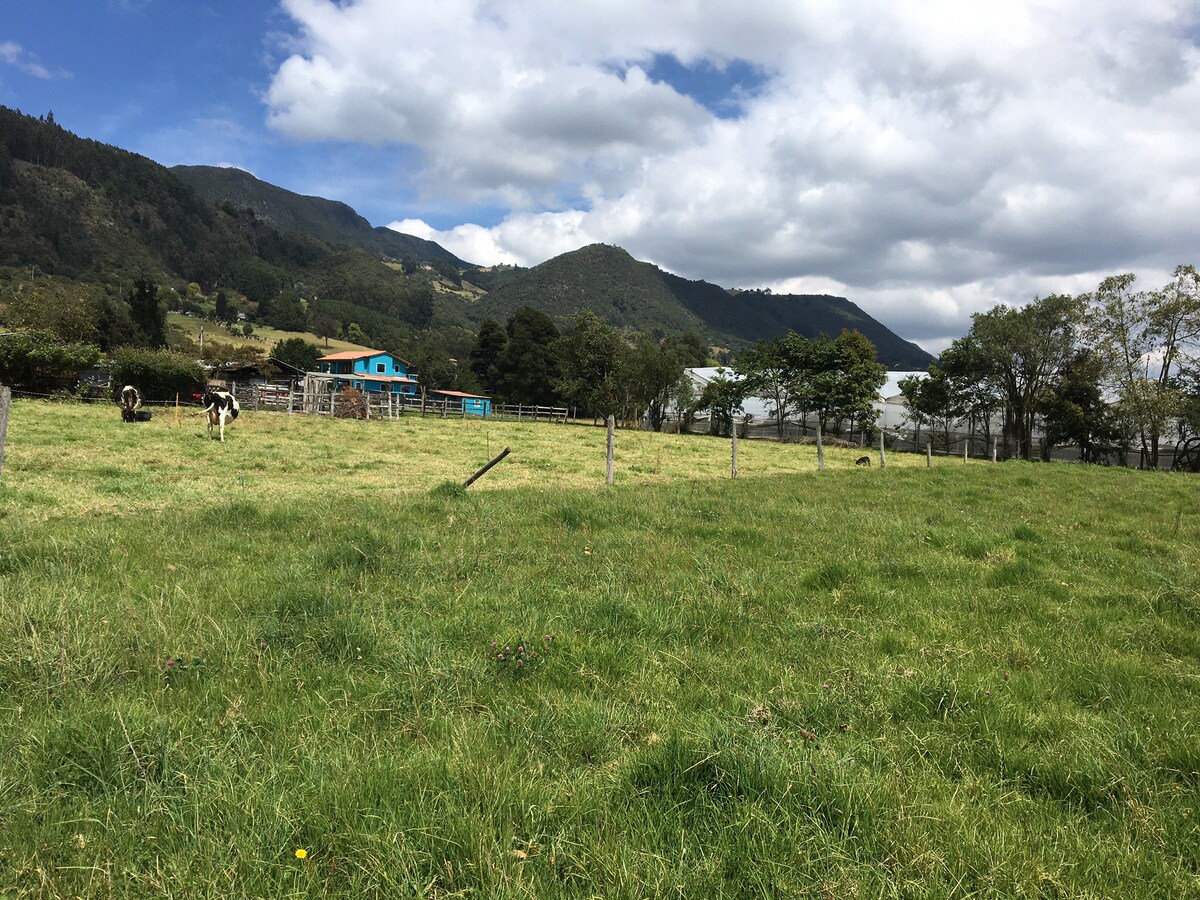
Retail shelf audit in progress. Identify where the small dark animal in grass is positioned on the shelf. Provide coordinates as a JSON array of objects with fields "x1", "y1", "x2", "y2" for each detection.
[
  {"x1": 202, "y1": 389, "x2": 240, "y2": 441},
  {"x1": 119, "y1": 385, "x2": 142, "y2": 423},
  {"x1": 855, "y1": 456, "x2": 871, "y2": 467}
]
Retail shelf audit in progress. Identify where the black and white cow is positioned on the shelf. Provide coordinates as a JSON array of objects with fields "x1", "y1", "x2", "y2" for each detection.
[
  {"x1": 119, "y1": 385, "x2": 142, "y2": 423},
  {"x1": 201, "y1": 389, "x2": 240, "y2": 441}
]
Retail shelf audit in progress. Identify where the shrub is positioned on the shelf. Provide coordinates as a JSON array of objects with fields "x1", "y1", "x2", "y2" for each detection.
[
  {"x1": 109, "y1": 347, "x2": 206, "y2": 402},
  {"x1": 0, "y1": 329, "x2": 101, "y2": 392}
]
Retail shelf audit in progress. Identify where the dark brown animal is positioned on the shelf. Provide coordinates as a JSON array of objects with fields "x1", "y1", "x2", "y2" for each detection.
[{"x1": 855, "y1": 456, "x2": 871, "y2": 467}]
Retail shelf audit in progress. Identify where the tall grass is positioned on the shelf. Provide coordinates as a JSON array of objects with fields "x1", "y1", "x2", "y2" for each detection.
[{"x1": 1, "y1": 401, "x2": 1197, "y2": 897}]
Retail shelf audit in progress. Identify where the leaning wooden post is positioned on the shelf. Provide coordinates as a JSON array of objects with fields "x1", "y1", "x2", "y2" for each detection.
[
  {"x1": 606, "y1": 415, "x2": 615, "y2": 485},
  {"x1": 879, "y1": 429, "x2": 886, "y2": 468},
  {"x1": 731, "y1": 428, "x2": 738, "y2": 479},
  {"x1": 0, "y1": 384, "x2": 10, "y2": 480},
  {"x1": 816, "y1": 422, "x2": 824, "y2": 470},
  {"x1": 926, "y1": 442, "x2": 932, "y2": 468},
  {"x1": 464, "y1": 447, "x2": 511, "y2": 487},
  {"x1": 175, "y1": 393, "x2": 181, "y2": 428}
]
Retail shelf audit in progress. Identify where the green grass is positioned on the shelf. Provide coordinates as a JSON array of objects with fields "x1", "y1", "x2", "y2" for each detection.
[
  {"x1": 166, "y1": 313, "x2": 372, "y2": 355},
  {"x1": 1, "y1": 401, "x2": 1198, "y2": 897}
]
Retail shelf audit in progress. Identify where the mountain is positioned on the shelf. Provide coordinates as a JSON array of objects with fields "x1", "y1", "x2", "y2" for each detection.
[
  {"x1": 471, "y1": 244, "x2": 934, "y2": 369},
  {"x1": 0, "y1": 106, "x2": 453, "y2": 350},
  {"x1": 1, "y1": 106, "x2": 933, "y2": 368},
  {"x1": 172, "y1": 165, "x2": 469, "y2": 268}
]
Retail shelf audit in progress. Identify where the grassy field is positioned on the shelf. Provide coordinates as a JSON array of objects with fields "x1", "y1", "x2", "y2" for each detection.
[
  {"x1": 1, "y1": 401, "x2": 1198, "y2": 897},
  {"x1": 166, "y1": 313, "x2": 372, "y2": 356}
]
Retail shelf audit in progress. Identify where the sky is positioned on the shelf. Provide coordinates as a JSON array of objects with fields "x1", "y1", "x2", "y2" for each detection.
[{"x1": 4, "y1": 0, "x2": 1200, "y2": 352}]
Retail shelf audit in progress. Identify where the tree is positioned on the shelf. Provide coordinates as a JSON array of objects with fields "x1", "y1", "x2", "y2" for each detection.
[
  {"x1": 264, "y1": 290, "x2": 309, "y2": 333},
  {"x1": 311, "y1": 314, "x2": 339, "y2": 349},
  {"x1": 344, "y1": 323, "x2": 368, "y2": 346},
  {"x1": 899, "y1": 367, "x2": 962, "y2": 451},
  {"x1": 1087, "y1": 268, "x2": 1200, "y2": 467},
  {"x1": 554, "y1": 310, "x2": 624, "y2": 418},
  {"x1": 967, "y1": 294, "x2": 1083, "y2": 460},
  {"x1": 697, "y1": 371, "x2": 747, "y2": 437},
  {"x1": 271, "y1": 337, "x2": 322, "y2": 375},
  {"x1": 740, "y1": 337, "x2": 794, "y2": 438},
  {"x1": 108, "y1": 348, "x2": 205, "y2": 402},
  {"x1": 1039, "y1": 350, "x2": 1116, "y2": 462},
  {"x1": 493, "y1": 307, "x2": 561, "y2": 405},
  {"x1": 214, "y1": 290, "x2": 231, "y2": 324},
  {"x1": 127, "y1": 276, "x2": 166, "y2": 347},
  {"x1": 469, "y1": 318, "x2": 507, "y2": 395},
  {"x1": 790, "y1": 331, "x2": 886, "y2": 438},
  {"x1": 0, "y1": 330, "x2": 101, "y2": 391},
  {"x1": 622, "y1": 337, "x2": 689, "y2": 431}
]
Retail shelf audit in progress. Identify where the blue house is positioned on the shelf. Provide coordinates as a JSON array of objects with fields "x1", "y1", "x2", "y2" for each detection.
[
  {"x1": 314, "y1": 349, "x2": 419, "y2": 397},
  {"x1": 430, "y1": 389, "x2": 493, "y2": 416}
]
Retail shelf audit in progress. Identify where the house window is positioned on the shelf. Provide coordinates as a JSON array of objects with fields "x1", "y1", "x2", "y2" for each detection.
[
  {"x1": 394, "y1": 364, "x2": 401, "y2": 373},
  {"x1": 376, "y1": 363, "x2": 385, "y2": 373}
]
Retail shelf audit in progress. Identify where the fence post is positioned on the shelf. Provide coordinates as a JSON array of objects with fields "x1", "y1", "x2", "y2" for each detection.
[
  {"x1": 606, "y1": 415, "x2": 615, "y2": 485},
  {"x1": 926, "y1": 442, "x2": 932, "y2": 468},
  {"x1": 0, "y1": 384, "x2": 10, "y2": 480},
  {"x1": 175, "y1": 393, "x2": 181, "y2": 428},
  {"x1": 992, "y1": 441, "x2": 997, "y2": 464},
  {"x1": 879, "y1": 429, "x2": 886, "y2": 468},
  {"x1": 732, "y1": 428, "x2": 738, "y2": 479},
  {"x1": 816, "y1": 422, "x2": 824, "y2": 470},
  {"x1": 964, "y1": 440, "x2": 968, "y2": 464}
]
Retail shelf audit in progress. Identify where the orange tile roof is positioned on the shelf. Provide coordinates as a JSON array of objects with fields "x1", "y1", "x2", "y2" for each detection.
[
  {"x1": 430, "y1": 389, "x2": 491, "y2": 399},
  {"x1": 317, "y1": 349, "x2": 384, "y2": 361}
]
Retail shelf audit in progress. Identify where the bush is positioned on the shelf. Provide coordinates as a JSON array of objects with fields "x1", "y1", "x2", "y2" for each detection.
[
  {"x1": 109, "y1": 348, "x2": 206, "y2": 402},
  {"x1": 0, "y1": 330, "x2": 101, "y2": 392}
]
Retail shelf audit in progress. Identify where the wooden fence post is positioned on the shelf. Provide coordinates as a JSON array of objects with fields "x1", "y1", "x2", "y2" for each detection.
[
  {"x1": 964, "y1": 439, "x2": 968, "y2": 464},
  {"x1": 816, "y1": 422, "x2": 824, "y2": 470},
  {"x1": 731, "y1": 428, "x2": 738, "y2": 479},
  {"x1": 464, "y1": 447, "x2": 511, "y2": 487},
  {"x1": 926, "y1": 442, "x2": 932, "y2": 468},
  {"x1": 879, "y1": 429, "x2": 886, "y2": 468},
  {"x1": 0, "y1": 384, "x2": 10, "y2": 480},
  {"x1": 175, "y1": 393, "x2": 181, "y2": 428},
  {"x1": 606, "y1": 415, "x2": 615, "y2": 485},
  {"x1": 992, "y1": 441, "x2": 997, "y2": 463}
]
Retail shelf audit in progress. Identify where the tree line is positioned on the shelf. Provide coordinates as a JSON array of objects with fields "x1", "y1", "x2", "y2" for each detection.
[{"x1": 897, "y1": 267, "x2": 1200, "y2": 470}]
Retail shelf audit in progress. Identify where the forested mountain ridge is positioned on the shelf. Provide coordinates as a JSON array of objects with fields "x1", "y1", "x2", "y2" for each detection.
[
  {"x1": 0, "y1": 105, "x2": 456, "y2": 351},
  {"x1": 472, "y1": 245, "x2": 935, "y2": 369},
  {"x1": 1, "y1": 105, "x2": 932, "y2": 369},
  {"x1": 172, "y1": 164, "x2": 468, "y2": 269}
]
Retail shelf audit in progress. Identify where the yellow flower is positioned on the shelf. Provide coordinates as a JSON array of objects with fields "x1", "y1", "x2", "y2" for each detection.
[{"x1": 295, "y1": 848, "x2": 308, "y2": 860}]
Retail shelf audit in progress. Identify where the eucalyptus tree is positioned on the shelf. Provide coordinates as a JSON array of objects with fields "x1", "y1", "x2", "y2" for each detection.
[
  {"x1": 1087, "y1": 268, "x2": 1200, "y2": 467},
  {"x1": 967, "y1": 294, "x2": 1083, "y2": 460}
]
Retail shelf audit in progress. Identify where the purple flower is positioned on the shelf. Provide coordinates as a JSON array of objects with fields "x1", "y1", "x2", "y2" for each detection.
[
  {"x1": 517, "y1": 659, "x2": 523, "y2": 666},
  {"x1": 490, "y1": 642, "x2": 497, "y2": 648},
  {"x1": 821, "y1": 682, "x2": 829, "y2": 689},
  {"x1": 258, "y1": 641, "x2": 266, "y2": 649},
  {"x1": 166, "y1": 658, "x2": 175, "y2": 667},
  {"x1": 497, "y1": 653, "x2": 504, "y2": 661}
]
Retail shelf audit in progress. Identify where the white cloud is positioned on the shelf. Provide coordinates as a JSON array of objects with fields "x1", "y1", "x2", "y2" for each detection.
[
  {"x1": 0, "y1": 41, "x2": 66, "y2": 80},
  {"x1": 267, "y1": 0, "x2": 1200, "y2": 346}
]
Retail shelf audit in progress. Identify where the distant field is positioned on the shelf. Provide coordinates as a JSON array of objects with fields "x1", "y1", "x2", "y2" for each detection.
[
  {"x1": 166, "y1": 313, "x2": 372, "y2": 356},
  {"x1": 1, "y1": 401, "x2": 1197, "y2": 897}
]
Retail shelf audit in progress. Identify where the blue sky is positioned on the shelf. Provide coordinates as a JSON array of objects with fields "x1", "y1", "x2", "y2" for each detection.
[{"x1": 5, "y1": 0, "x2": 1200, "y2": 350}]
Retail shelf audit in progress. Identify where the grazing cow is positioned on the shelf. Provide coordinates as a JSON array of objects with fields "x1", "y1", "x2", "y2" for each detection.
[
  {"x1": 202, "y1": 389, "x2": 240, "y2": 442},
  {"x1": 855, "y1": 455, "x2": 872, "y2": 467},
  {"x1": 119, "y1": 385, "x2": 142, "y2": 423}
]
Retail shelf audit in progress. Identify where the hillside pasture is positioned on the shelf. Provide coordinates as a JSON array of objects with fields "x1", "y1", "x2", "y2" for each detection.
[{"x1": 0, "y1": 400, "x2": 1198, "y2": 897}]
